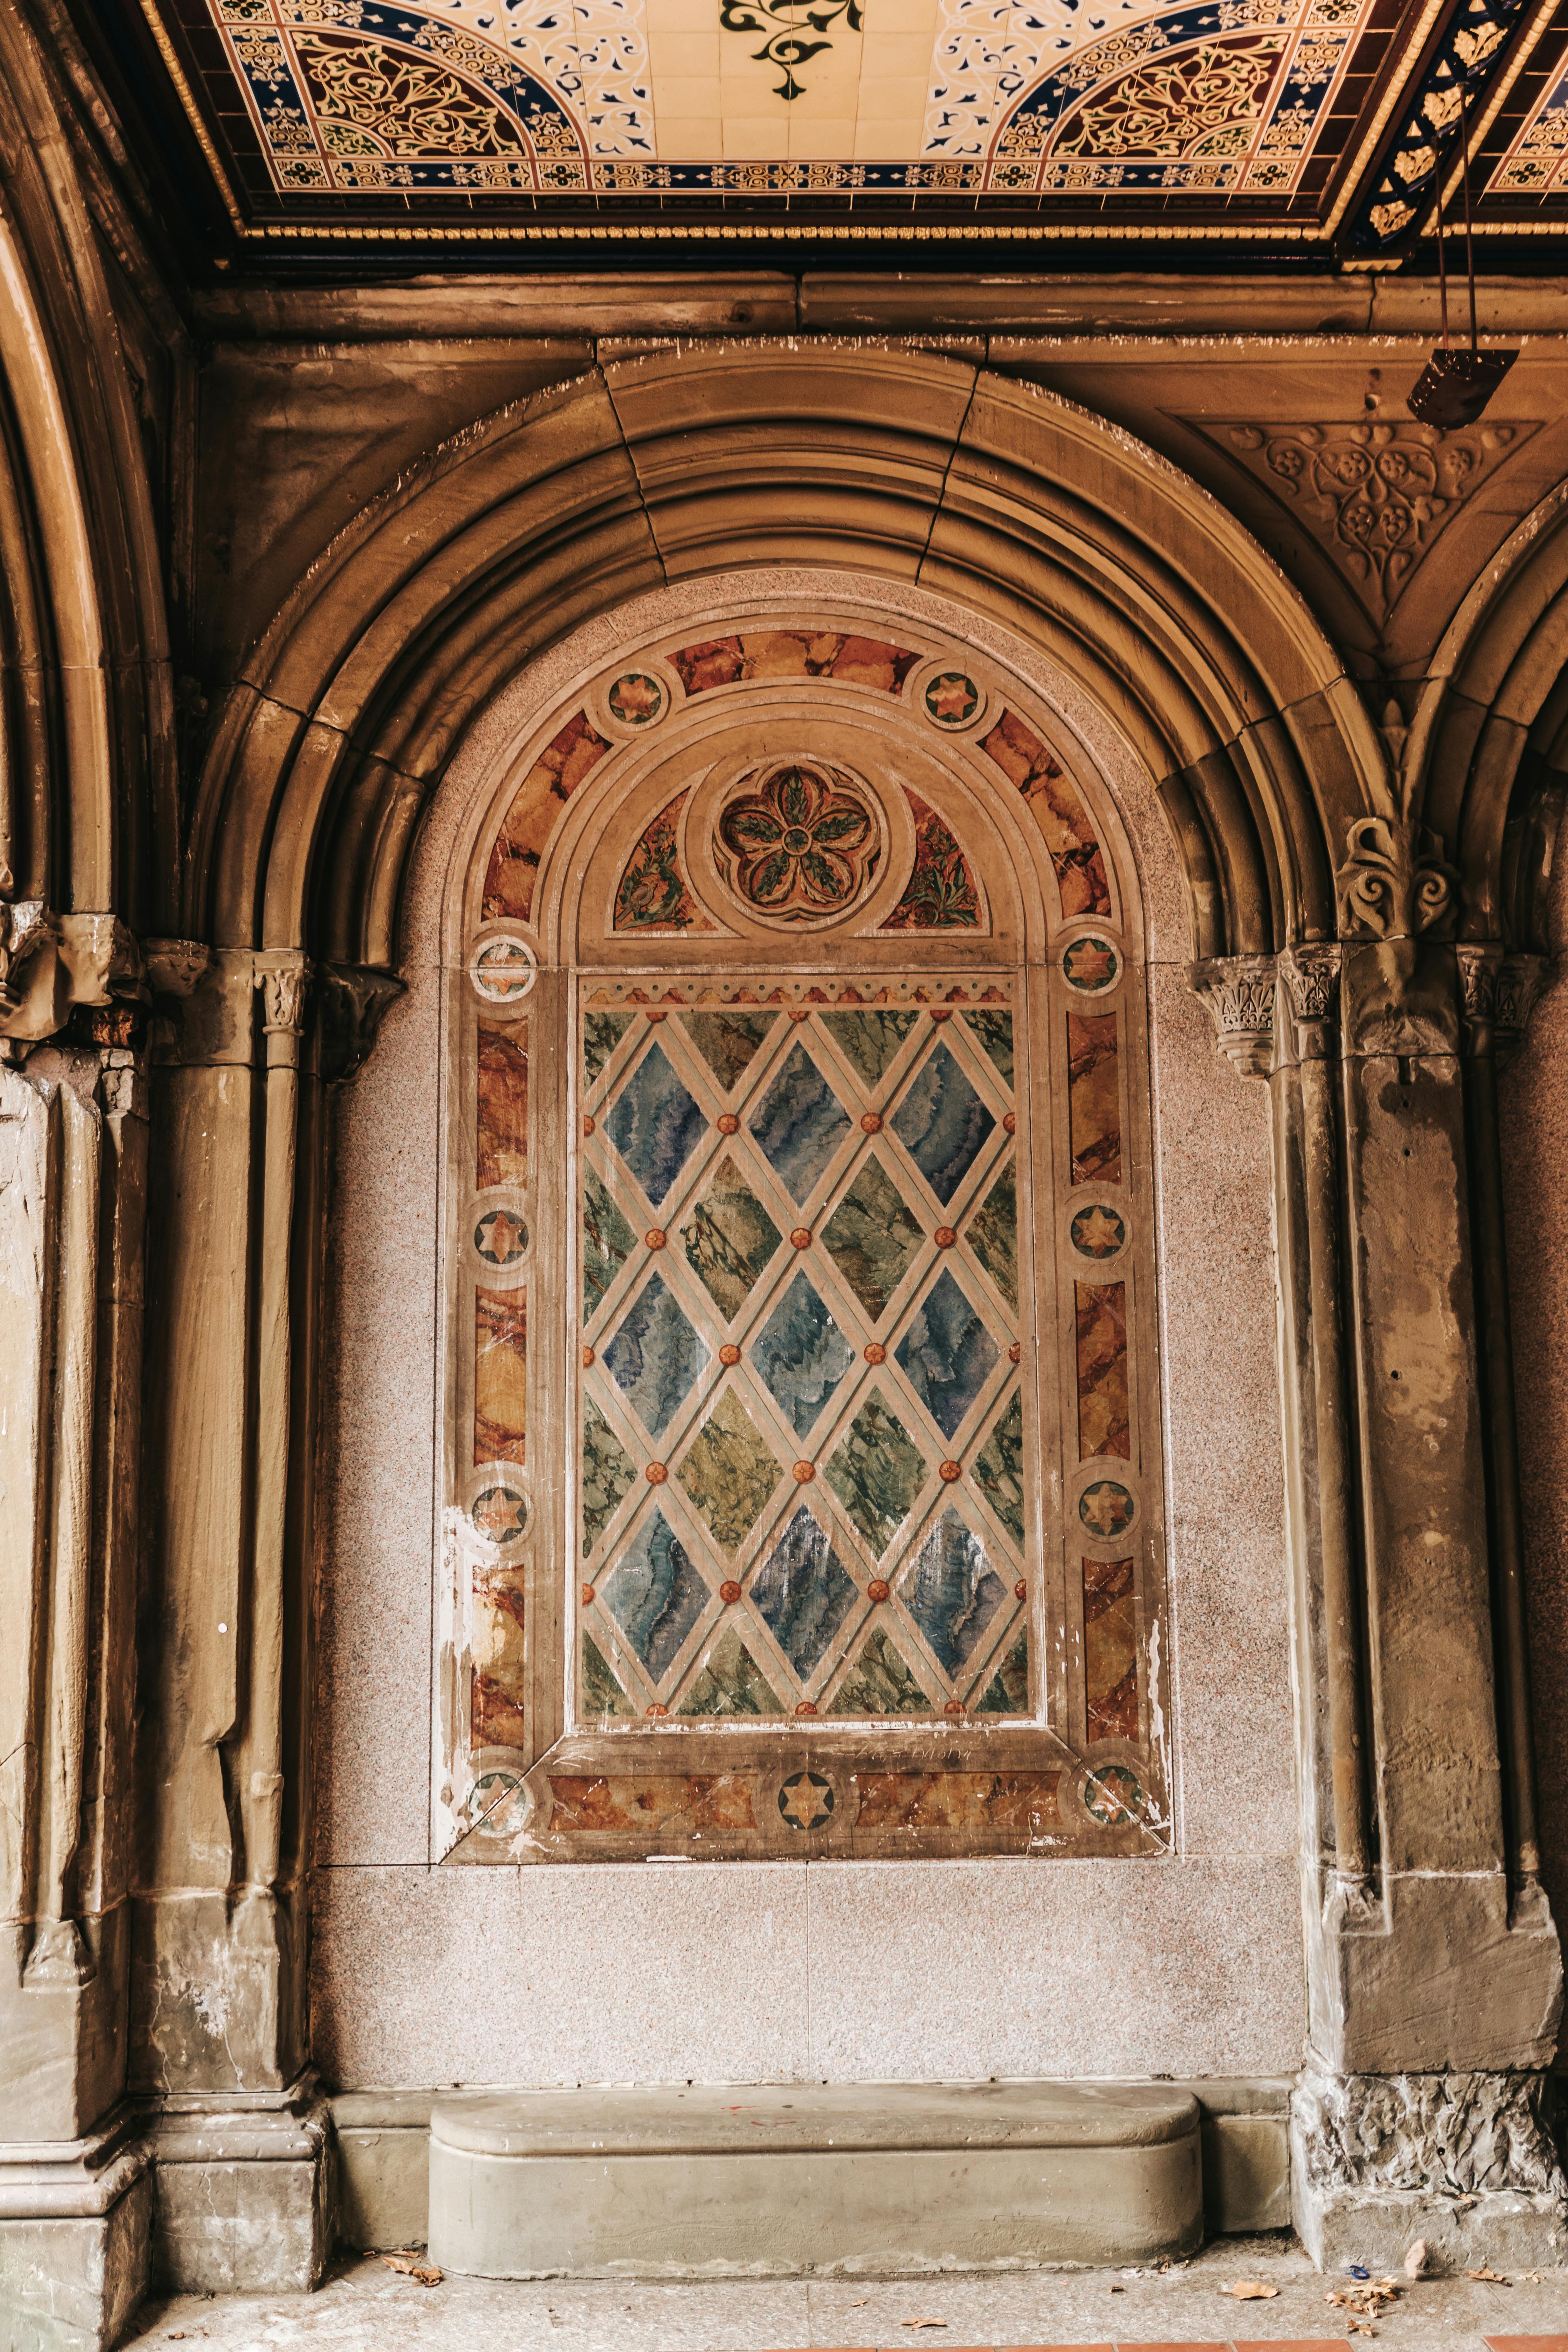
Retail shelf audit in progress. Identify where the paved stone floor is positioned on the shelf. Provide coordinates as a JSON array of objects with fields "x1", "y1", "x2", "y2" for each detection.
[{"x1": 122, "y1": 2237, "x2": 1568, "y2": 2350}]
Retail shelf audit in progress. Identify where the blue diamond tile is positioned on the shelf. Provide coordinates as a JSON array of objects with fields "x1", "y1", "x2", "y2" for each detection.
[
  {"x1": 895, "y1": 1267, "x2": 1000, "y2": 1440},
  {"x1": 751, "y1": 1273, "x2": 855, "y2": 1440},
  {"x1": 606, "y1": 1042, "x2": 706, "y2": 1207},
  {"x1": 602, "y1": 1509, "x2": 709, "y2": 1682},
  {"x1": 601, "y1": 1276, "x2": 710, "y2": 1441},
  {"x1": 891, "y1": 1041, "x2": 995, "y2": 1205},
  {"x1": 748, "y1": 1042, "x2": 851, "y2": 1204},
  {"x1": 899, "y1": 1506, "x2": 1007, "y2": 1674},
  {"x1": 750, "y1": 1506, "x2": 858, "y2": 1681}
]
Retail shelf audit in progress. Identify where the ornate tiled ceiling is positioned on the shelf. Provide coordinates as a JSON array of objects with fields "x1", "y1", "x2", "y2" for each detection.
[{"x1": 124, "y1": 0, "x2": 1542, "y2": 250}]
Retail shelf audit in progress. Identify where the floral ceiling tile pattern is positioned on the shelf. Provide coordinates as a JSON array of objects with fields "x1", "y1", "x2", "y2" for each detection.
[
  {"x1": 578, "y1": 987, "x2": 1029, "y2": 1723},
  {"x1": 880, "y1": 791, "x2": 980, "y2": 931},
  {"x1": 614, "y1": 793, "x2": 715, "y2": 932},
  {"x1": 190, "y1": 0, "x2": 1433, "y2": 214}
]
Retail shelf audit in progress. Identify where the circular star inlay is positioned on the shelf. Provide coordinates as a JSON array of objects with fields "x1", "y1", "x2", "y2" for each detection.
[
  {"x1": 466, "y1": 1771, "x2": 526, "y2": 1833},
  {"x1": 608, "y1": 671, "x2": 666, "y2": 728},
  {"x1": 1084, "y1": 1765, "x2": 1145, "y2": 1827},
  {"x1": 1079, "y1": 1479, "x2": 1135, "y2": 1539},
  {"x1": 1070, "y1": 1204, "x2": 1128, "y2": 1261},
  {"x1": 924, "y1": 671, "x2": 980, "y2": 728},
  {"x1": 779, "y1": 1770, "x2": 835, "y2": 1829},
  {"x1": 475, "y1": 1208, "x2": 528, "y2": 1267},
  {"x1": 1063, "y1": 935, "x2": 1121, "y2": 992},
  {"x1": 472, "y1": 1484, "x2": 527, "y2": 1544},
  {"x1": 472, "y1": 936, "x2": 537, "y2": 1004}
]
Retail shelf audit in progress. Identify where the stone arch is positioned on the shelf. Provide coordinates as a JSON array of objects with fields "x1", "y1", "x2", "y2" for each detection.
[{"x1": 189, "y1": 342, "x2": 1389, "y2": 973}]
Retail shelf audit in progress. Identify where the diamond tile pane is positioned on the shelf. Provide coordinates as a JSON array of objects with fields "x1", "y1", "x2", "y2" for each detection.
[
  {"x1": 606, "y1": 1042, "x2": 706, "y2": 1206},
  {"x1": 973, "y1": 1388, "x2": 1026, "y2": 1548},
  {"x1": 584, "y1": 1009, "x2": 633, "y2": 1087},
  {"x1": 963, "y1": 1009, "x2": 1014, "y2": 1088},
  {"x1": 891, "y1": 1040, "x2": 995, "y2": 1204},
  {"x1": 820, "y1": 1156, "x2": 924, "y2": 1321},
  {"x1": 582, "y1": 1631, "x2": 635, "y2": 1718},
  {"x1": 678, "y1": 1624, "x2": 785, "y2": 1717},
  {"x1": 582, "y1": 1399, "x2": 636, "y2": 1552},
  {"x1": 974, "y1": 1630, "x2": 1029, "y2": 1715},
  {"x1": 602, "y1": 1508, "x2": 709, "y2": 1681},
  {"x1": 830, "y1": 1627, "x2": 933, "y2": 1717},
  {"x1": 583, "y1": 1170, "x2": 636, "y2": 1323},
  {"x1": 602, "y1": 1275, "x2": 709, "y2": 1440},
  {"x1": 751, "y1": 1273, "x2": 855, "y2": 1439},
  {"x1": 900, "y1": 1505, "x2": 1007, "y2": 1673},
  {"x1": 825, "y1": 1390, "x2": 926, "y2": 1555},
  {"x1": 676, "y1": 1386, "x2": 782, "y2": 1555},
  {"x1": 895, "y1": 1267, "x2": 1000, "y2": 1440},
  {"x1": 966, "y1": 1159, "x2": 1018, "y2": 1312},
  {"x1": 820, "y1": 1009, "x2": 917, "y2": 1089},
  {"x1": 751, "y1": 1505, "x2": 859, "y2": 1679},
  {"x1": 748, "y1": 1041, "x2": 851, "y2": 1203},
  {"x1": 679, "y1": 1009, "x2": 777, "y2": 1090},
  {"x1": 678, "y1": 1155, "x2": 782, "y2": 1321}
]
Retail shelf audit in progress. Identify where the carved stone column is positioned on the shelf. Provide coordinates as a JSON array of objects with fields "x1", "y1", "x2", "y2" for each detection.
[{"x1": 1192, "y1": 815, "x2": 1566, "y2": 2269}]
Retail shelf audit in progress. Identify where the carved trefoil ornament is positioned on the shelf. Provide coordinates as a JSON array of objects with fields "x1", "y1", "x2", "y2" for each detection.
[
  {"x1": 1187, "y1": 953, "x2": 1276, "y2": 1080},
  {"x1": 1209, "y1": 421, "x2": 1538, "y2": 619}
]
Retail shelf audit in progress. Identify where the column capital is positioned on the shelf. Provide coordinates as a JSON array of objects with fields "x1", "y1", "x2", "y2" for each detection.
[{"x1": 1185, "y1": 952, "x2": 1275, "y2": 1080}]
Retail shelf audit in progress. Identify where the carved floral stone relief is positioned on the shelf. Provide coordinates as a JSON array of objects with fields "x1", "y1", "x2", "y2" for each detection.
[
  {"x1": 1198, "y1": 419, "x2": 1541, "y2": 619},
  {"x1": 442, "y1": 610, "x2": 1163, "y2": 1864}
]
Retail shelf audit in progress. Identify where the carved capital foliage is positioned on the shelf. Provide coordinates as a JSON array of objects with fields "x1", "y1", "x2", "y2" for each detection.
[
  {"x1": 0, "y1": 899, "x2": 57, "y2": 1015},
  {"x1": 253, "y1": 950, "x2": 314, "y2": 1037},
  {"x1": 1277, "y1": 942, "x2": 1342, "y2": 1062},
  {"x1": 1186, "y1": 953, "x2": 1275, "y2": 1081},
  {"x1": 143, "y1": 937, "x2": 214, "y2": 1000},
  {"x1": 319, "y1": 964, "x2": 405, "y2": 1082},
  {"x1": 56, "y1": 913, "x2": 145, "y2": 1007},
  {"x1": 1338, "y1": 815, "x2": 1459, "y2": 943},
  {"x1": 1495, "y1": 954, "x2": 1549, "y2": 1066},
  {"x1": 1294, "y1": 2069, "x2": 1568, "y2": 2200}
]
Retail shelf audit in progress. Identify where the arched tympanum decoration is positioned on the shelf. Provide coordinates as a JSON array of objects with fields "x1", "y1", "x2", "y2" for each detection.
[
  {"x1": 188, "y1": 342, "x2": 1397, "y2": 976},
  {"x1": 436, "y1": 596, "x2": 1165, "y2": 1861}
]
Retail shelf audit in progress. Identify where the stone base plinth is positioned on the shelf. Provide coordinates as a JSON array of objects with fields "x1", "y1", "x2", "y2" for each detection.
[
  {"x1": 428, "y1": 2080, "x2": 1203, "y2": 2279},
  {"x1": 147, "y1": 2087, "x2": 338, "y2": 2294},
  {"x1": 0, "y1": 2119, "x2": 152, "y2": 2352}
]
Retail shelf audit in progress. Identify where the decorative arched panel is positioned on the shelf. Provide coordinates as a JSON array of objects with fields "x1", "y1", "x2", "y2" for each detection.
[{"x1": 437, "y1": 598, "x2": 1168, "y2": 1862}]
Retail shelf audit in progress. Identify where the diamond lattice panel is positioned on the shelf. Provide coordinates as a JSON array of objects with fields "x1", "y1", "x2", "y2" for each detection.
[{"x1": 578, "y1": 993, "x2": 1028, "y2": 1725}]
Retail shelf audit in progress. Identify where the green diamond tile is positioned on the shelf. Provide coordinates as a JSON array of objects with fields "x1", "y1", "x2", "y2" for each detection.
[
  {"x1": 829, "y1": 1626, "x2": 934, "y2": 1717},
  {"x1": 583, "y1": 1169, "x2": 637, "y2": 1324},
  {"x1": 973, "y1": 1388, "x2": 1025, "y2": 1548},
  {"x1": 582, "y1": 1398, "x2": 636, "y2": 1553},
  {"x1": 825, "y1": 1390, "x2": 926, "y2": 1556},
  {"x1": 974, "y1": 1630, "x2": 1029, "y2": 1715},
  {"x1": 676, "y1": 1385, "x2": 782, "y2": 1556},
  {"x1": 964, "y1": 1009, "x2": 1014, "y2": 1089},
  {"x1": 820, "y1": 1009, "x2": 918, "y2": 1089},
  {"x1": 679, "y1": 1154, "x2": 783, "y2": 1321},
  {"x1": 679, "y1": 1009, "x2": 777, "y2": 1090},
  {"x1": 966, "y1": 1157, "x2": 1018, "y2": 1312},
  {"x1": 584, "y1": 1010, "x2": 634, "y2": 1087},
  {"x1": 678, "y1": 1624, "x2": 786, "y2": 1717},
  {"x1": 581, "y1": 1631, "x2": 635, "y2": 1719},
  {"x1": 820, "y1": 1155, "x2": 924, "y2": 1322}
]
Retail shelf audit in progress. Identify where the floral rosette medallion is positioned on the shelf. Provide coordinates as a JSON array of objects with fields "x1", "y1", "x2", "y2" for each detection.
[{"x1": 716, "y1": 762, "x2": 881, "y2": 924}]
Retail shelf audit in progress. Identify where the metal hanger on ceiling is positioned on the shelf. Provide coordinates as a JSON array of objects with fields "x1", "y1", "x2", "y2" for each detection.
[{"x1": 1406, "y1": 82, "x2": 1519, "y2": 426}]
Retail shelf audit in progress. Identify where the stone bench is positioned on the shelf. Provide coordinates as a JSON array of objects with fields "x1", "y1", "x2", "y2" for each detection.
[{"x1": 427, "y1": 2080, "x2": 1202, "y2": 2278}]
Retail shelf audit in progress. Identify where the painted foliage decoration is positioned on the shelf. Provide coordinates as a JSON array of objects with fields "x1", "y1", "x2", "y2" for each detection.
[{"x1": 445, "y1": 608, "x2": 1160, "y2": 1862}]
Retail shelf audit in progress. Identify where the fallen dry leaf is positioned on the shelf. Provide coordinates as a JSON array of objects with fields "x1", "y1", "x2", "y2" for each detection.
[
  {"x1": 1109, "y1": 2283, "x2": 1125, "y2": 2292},
  {"x1": 382, "y1": 2251, "x2": 443, "y2": 2287},
  {"x1": 1222, "y1": 2280, "x2": 1280, "y2": 2299},
  {"x1": 900, "y1": 2323, "x2": 947, "y2": 2331},
  {"x1": 1467, "y1": 2265, "x2": 1510, "y2": 2284},
  {"x1": 1523, "y1": 2270, "x2": 1544, "y2": 2283},
  {"x1": 1404, "y1": 2237, "x2": 1430, "y2": 2276}
]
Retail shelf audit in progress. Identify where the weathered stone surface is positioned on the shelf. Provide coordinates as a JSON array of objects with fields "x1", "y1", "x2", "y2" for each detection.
[{"x1": 148, "y1": 2092, "x2": 338, "y2": 2294}]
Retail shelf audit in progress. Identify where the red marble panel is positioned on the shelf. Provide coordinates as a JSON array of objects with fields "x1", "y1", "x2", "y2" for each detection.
[
  {"x1": 477, "y1": 1019, "x2": 527, "y2": 1189},
  {"x1": 547, "y1": 1774, "x2": 758, "y2": 1831},
  {"x1": 471, "y1": 1668, "x2": 528, "y2": 1751},
  {"x1": 881, "y1": 791, "x2": 981, "y2": 930},
  {"x1": 482, "y1": 710, "x2": 609, "y2": 922},
  {"x1": 855, "y1": 1771, "x2": 1060, "y2": 1830},
  {"x1": 474, "y1": 1285, "x2": 526, "y2": 1466},
  {"x1": 670, "y1": 630, "x2": 917, "y2": 695},
  {"x1": 1067, "y1": 1013, "x2": 1121, "y2": 1184},
  {"x1": 1084, "y1": 1556, "x2": 1138, "y2": 1741},
  {"x1": 1076, "y1": 1280, "x2": 1129, "y2": 1457},
  {"x1": 981, "y1": 710, "x2": 1111, "y2": 918}
]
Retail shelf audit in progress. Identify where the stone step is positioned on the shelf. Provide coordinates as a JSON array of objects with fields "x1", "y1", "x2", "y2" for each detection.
[{"x1": 427, "y1": 2080, "x2": 1203, "y2": 2279}]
